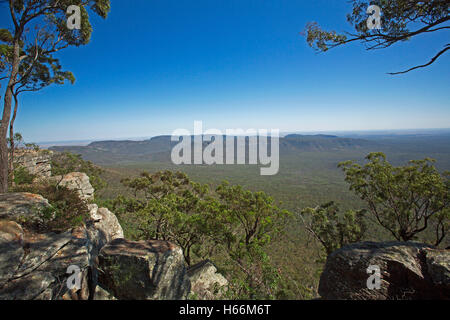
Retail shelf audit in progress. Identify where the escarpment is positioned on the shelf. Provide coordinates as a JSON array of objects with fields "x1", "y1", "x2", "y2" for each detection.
[{"x1": 0, "y1": 150, "x2": 227, "y2": 300}]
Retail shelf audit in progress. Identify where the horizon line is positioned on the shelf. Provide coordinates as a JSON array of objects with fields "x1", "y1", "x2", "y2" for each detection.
[{"x1": 35, "y1": 127, "x2": 450, "y2": 146}]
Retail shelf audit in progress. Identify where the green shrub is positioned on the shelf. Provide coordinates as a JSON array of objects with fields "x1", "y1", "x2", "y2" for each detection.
[
  {"x1": 11, "y1": 182, "x2": 89, "y2": 233},
  {"x1": 51, "y1": 151, "x2": 107, "y2": 194},
  {"x1": 12, "y1": 166, "x2": 36, "y2": 185}
]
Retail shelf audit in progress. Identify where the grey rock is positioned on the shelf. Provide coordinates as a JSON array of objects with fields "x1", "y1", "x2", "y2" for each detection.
[
  {"x1": 98, "y1": 238, "x2": 191, "y2": 300},
  {"x1": 187, "y1": 260, "x2": 228, "y2": 300},
  {"x1": 90, "y1": 205, "x2": 124, "y2": 242},
  {"x1": 0, "y1": 193, "x2": 51, "y2": 225},
  {"x1": 0, "y1": 226, "x2": 95, "y2": 300},
  {"x1": 50, "y1": 172, "x2": 94, "y2": 200},
  {"x1": 318, "y1": 241, "x2": 450, "y2": 300},
  {"x1": 0, "y1": 271, "x2": 55, "y2": 300},
  {"x1": 15, "y1": 230, "x2": 73, "y2": 278},
  {"x1": 13, "y1": 150, "x2": 52, "y2": 178},
  {"x1": 93, "y1": 285, "x2": 117, "y2": 300},
  {"x1": 426, "y1": 250, "x2": 450, "y2": 287},
  {"x1": 0, "y1": 221, "x2": 25, "y2": 286}
]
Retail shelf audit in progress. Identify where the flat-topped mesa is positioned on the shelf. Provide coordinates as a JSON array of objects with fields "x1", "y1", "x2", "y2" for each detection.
[{"x1": 12, "y1": 149, "x2": 53, "y2": 178}]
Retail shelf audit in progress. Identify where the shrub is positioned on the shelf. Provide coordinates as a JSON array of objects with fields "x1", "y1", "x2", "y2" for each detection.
[
  {"x1": 51, "y1": 151, "x2": 106, "y2": 193},
  {"x1": 11, "y1": 182, "x2": 89, "y2": 233},
  {"x1": 12, "y1": 166, "x2": 36, "y2": 185}
]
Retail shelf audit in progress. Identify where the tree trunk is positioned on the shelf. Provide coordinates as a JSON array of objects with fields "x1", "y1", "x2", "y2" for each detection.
[
  {"x1": 8, "y1": 94, "x2": 19, "y2": 187},
  {"x1": 0, "y1": 40, "x2": 20, "y2": 193}
]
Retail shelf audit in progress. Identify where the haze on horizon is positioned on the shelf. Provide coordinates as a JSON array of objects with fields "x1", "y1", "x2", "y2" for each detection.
[{"x1": 2, "y1": 0, "x2": 448, "y2": 142}]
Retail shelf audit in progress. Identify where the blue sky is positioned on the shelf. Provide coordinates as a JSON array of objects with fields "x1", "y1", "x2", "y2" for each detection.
[{"x1": 2, "y1": 0, "x2": 449, "y2": 142}]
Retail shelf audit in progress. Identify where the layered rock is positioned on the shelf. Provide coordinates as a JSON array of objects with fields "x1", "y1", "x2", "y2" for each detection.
[
  {"x1": 0, "y1": 192, "x2": 51, "y2": 226},
  {"x1": 0, "y1": 191, "x2": 192, "y2": 300},
  {"x1": 89, "y1": 205, "x2": 124, "y2": 242},
  {"x1": 187, "y1": 260, "x2": 228, "y2": 299},
  {"x1": 13, "y1": 150, "x2": 52, "y2": 178},
  {"x1": 0, "y1": 192, "x2": 123, "y2": 300},
  {"x1": 98, "y1": 238, "x2": 191, "y2": 300},
  {"x1": 319, "y1": 241, "x2": 450, "y2": 300},
  {"x1": 50, "y1": 172, "x2": 95, "y2": 200},
  {"x1": 0, "y1": 225, "x2": 92, "y2": 300}
]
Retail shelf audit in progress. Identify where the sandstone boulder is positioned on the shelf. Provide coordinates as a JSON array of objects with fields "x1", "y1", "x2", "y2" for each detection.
[
  {"x1": 187, "y1": 260, "x2": 228, "y2": 299},
  {"x1": 0, "y1": 226, "x2": 92, "y2": 300},
  {"x1": 13, "y1": 150, "x2": 52, "y2": 178},
  {"x1": 319, "y1": 241, "x2": 450, "y2": 300},
  {"x1": 98, "y1": 238, "x2": 190, "y2": 300},
  {"x1": 51, "y1": 172, "x2": 94, "y2": 200},
  {"x1": 89, "y1": 204, "x2": 124, "y2": 242},
  {"x1": 0, "y1": 192, "x2": 51, "y2": 226},
  {"x1": 93, "y1": 284, "x2": 117, "y2": 300}
]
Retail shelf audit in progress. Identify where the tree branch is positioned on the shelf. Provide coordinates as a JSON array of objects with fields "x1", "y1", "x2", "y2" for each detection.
[{"x1": 388, "y1": 44, "x2": 450, "y2": 75}]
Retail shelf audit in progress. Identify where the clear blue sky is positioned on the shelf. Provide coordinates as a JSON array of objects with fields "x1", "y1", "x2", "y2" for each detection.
[{"x1": 3, "y1": 0, "x2": 449, "y2": 142}]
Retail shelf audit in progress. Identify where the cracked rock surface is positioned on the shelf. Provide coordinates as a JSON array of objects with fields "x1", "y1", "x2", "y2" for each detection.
[
  {"x1": 98, "y1": 238, "x2": 191, "y2": 300},
  {"x1": 319, "y1": 241, "x2": 450, "y2": 299},
  {"x1": 0, "y1": 191, "x2": 191, "y2": 300}
]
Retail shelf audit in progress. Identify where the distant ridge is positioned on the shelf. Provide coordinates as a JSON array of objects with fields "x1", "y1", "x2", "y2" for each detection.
[{"x1": 49, "y1": 134, "x2": 377, "y2": 164}]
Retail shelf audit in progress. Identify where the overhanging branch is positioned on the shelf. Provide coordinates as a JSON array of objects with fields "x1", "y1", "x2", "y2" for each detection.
[{"x1": 388, "y1": 44, "x2": 450, "y2": 75}]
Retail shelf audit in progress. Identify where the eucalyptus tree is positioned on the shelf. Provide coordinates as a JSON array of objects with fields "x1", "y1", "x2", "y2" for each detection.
[
  {"x1": 339, "y1": 152, "x2": 449, "y2": 246},
  {"x1": 0, "y1": 0, "x2": 111, "y2": 192},
  {"x1": 304, "y1": 0, "x2": 449, "y2": 74},
  {"x1": 7, "y1": 48, "x2": 75, "y2": 183}
]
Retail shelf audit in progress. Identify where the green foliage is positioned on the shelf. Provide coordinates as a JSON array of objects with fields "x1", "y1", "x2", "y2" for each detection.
[
  {"x1": 303, "y1": 0, "x2": 449, "y2": 73},
  {"x1": 214, "y1": 181, "x2": 290, "y2": 258},
  {"x1": 119, "y1": 170, "x2": 221, "y2": 266},
  {"x1": 212, "y1": 181, "x2": 290, "y2": 299},
  {"x1": 92, "y1": 138, "x2": 450, "y2": 298},
  {"x1": 12, "y1": 166, "x2": 36, "y2": 185},
  {"x1": 51, "y1": 151, "x2": 106, "y2": 194},
  {"x1": 9, "y1": 133, "x2": 23, "y2": 149},
  {"x1": 339, "y1": 152, "x2": 449, "y2": 246},
  {"x1": 110, "y1": 170, "x2": 290, "y2": 299},
  {"x1": 301, "y1": 202, "x2": 367, "y2": 256},
  {"x1": 11, "y1": 182, "x2": 89, "y2": 233}
]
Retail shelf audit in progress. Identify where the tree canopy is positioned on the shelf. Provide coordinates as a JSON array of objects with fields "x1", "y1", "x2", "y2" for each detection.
[
  {"x1": 304, "y1": 0, "x2": 449, "y2": 74},
  {"x1": 339, "y1": 152, "x2": 449, "y2": 245},
  {"x1": 0, "y1": 0, "x2": 111, "y2": 192}
]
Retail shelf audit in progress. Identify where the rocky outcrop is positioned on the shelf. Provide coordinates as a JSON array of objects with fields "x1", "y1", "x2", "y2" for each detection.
[
  {"x1": 13, "y1": 150, "x2": 52, "y2": 178},
  {"x1": 319, "y1": 241, "x2": 450, "y2": 300},
  {"x1": 0, "y1": 225, "x2": 92, "y2": 300},
  {"x1": 89, "y1": 205, "x2": 124, "y2": 242},
  {"x1": 0, "y1": 193, "x2": 51, "y2": 227},
  {"x1": 187, "y1": 260, "x2": 228, "y2": 299},
  {"x1": 0, "y1": 192, "x2": 123, "y2": 300},
  {"x1": 98, "y1": 238, "x2": 191, "y2": 300},
  {"x1": 0, "y1": 190, "x2": 192, "y2": 300},
  {"x1": 50, "y1": 172, "x2": 95, "y2": 200}
]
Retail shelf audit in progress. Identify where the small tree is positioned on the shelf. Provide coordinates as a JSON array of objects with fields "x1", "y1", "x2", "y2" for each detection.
[
  {"x1": 339, "y1": 152, "x2": 449, "y2": 246},
  {"x1": 215, "y1": 181, "x2": 290, "y2": 299},
  {"x1": 7, "y1": 50, "x2": 75, "y2": 181},
  {"x1": 0, "y1": 0, "x2": 111, "y2": 193},
  {"x1": 51, "y1": 151, "x2": 106, "y2": 193},
  {"x1": 300, "y1": 201, "x2": 366, "y2": 256},
  {"x1": 121, "y1": 170, "x2": 219, "y2": 266},
  {"x1": 303, "y1": 0, "x2": 449, "y2": 74}
]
